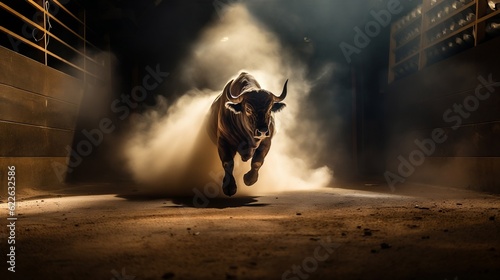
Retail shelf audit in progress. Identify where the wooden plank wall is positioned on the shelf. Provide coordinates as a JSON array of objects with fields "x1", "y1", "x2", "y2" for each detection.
[
  {"x1": 0, "y1": 45, "x2": 83, "y2": 191},
  {"x1": 386, "y1": 37, "x2": 500, "y2": 193}
]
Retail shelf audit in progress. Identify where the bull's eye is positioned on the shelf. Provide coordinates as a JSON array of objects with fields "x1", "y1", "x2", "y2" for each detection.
[{"x1": 245, "y1": 106, "x2": 253, "y2": 116}]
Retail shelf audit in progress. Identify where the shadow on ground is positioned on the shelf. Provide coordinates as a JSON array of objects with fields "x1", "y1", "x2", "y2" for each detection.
[
  {"x1": 116, "y1": 193, "x2": 269, "y2": 209},
  {"x1": 170, "y1": 196, "x2": 268, "y2": 209}
]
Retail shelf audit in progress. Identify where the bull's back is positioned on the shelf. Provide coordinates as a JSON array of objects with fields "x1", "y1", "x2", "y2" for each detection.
[{"x1": 231, "y1": 72, "x2": 261, "y2": 94}]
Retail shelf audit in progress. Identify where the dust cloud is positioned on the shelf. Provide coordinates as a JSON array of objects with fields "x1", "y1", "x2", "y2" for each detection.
[{"x1": 122, "y1": 4, "x2": 333, "y2": 197}]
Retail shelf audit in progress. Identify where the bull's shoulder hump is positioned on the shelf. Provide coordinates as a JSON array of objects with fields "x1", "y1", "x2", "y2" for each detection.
[{"x1": 234, "y1": 73, "x2": 261, "y2": 90}]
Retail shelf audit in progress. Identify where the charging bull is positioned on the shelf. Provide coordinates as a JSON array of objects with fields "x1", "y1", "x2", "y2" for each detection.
[{"x1": 207, "y1": 72, "x2": 288, "y2": 196}]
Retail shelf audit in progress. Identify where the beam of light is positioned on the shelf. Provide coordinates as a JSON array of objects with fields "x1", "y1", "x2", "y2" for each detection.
[{"x1": 121, "y1": 4, "x2": 333, "y2": 197}]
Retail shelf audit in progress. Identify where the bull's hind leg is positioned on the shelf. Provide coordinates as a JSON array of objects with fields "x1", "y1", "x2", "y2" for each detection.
[
  {"x1": 244, "y1": 138, "x2": 271, "y2": 186},
  {"x1": 218, "y1": 138, "x2": 238, "y2": 196}
]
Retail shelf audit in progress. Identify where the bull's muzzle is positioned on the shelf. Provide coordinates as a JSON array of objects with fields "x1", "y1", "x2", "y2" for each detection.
[{"x1": 255, "y1": 128, "x2": 270, "y2": 139}]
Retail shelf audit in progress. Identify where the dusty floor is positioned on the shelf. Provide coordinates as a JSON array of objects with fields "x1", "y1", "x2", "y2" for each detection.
[{"x1": 1, "y1": 183, "x2": 499, "y2": 280}]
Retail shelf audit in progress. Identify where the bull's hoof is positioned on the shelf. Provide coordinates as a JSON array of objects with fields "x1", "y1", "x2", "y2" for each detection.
[
  {"x1": 223, "y1": 184, "x2": 237, "y2": 197},
  {"x1": 222, "y1": 175, "x2": 237, "y2": 197},
  {"x1": 243, "y1": 170, "x2": 258, "y2": 186}
]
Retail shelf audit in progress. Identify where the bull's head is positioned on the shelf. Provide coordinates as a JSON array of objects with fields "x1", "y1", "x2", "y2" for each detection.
[{"x1": 225, "y1": 80, "x2": 288, "y2": 139}]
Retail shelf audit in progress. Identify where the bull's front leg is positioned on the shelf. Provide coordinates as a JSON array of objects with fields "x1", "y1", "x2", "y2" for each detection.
[
  {"x1": 244, "y1": 138, "x2": 271, "y2": 186},
  {"x1": 218, "y1": 138, "x2": 238, "y2": 196}
]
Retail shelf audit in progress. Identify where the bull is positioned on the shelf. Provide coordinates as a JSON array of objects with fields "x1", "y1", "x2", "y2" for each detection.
[{"x1": 207, "y1": 72, "x2": 288, "y2": 196}]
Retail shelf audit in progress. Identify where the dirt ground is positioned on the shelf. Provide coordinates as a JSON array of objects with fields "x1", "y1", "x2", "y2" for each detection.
[{"x1": 1, "y1": 182, "x2": 499, "y2": 280}]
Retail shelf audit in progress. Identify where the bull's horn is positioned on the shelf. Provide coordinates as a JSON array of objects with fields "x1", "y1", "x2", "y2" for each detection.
[
  {"x1": 225, "y1": 79, "x2": 243, "y2": 103},
  {"x1": 274, "y1": 79, "x2": 288, "y2": 102}
]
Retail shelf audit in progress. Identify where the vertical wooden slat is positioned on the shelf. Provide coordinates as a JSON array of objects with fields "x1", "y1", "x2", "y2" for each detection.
[{"x1": 43, "y1": 0, "x2": 48, "y2": 65}]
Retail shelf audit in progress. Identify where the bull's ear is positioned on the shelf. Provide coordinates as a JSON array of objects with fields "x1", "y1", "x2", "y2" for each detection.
[
  {"x1": 272, "y1": 102, "x2": 286, "y2": 112},
  {"x1": 225, "y1": 102, "x2": 242, "y2": 114}
]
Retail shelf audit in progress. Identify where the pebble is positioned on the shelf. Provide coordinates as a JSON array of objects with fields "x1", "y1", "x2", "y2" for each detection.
[
  {"x1": 380, "y1": 243, "x2": 392, "y2": 249},
  {"x1": 162, "y1": 272, "x2": 175, "y2": 279}
]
